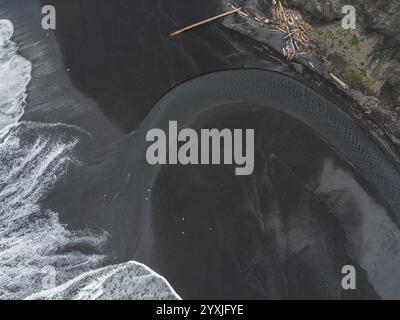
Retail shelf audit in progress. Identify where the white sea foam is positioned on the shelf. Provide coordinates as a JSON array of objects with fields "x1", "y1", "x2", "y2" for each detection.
[
  {"x1": 0, "y1": 18, "x2": 177, "y2": 300},
  {"x1": 25, "y1": 261, "x2": 181, "y2": 300},
  {"x1": 0, "y1": 18, "x2": 112, "y2": 300},
  {"x1": 0, "y1": 19, "x2": 32, "y2": 132},
  {"x1": 0, "y1": 122, "x2": 110, "y2": 300}
]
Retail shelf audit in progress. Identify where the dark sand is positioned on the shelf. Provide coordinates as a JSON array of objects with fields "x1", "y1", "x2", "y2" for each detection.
[
  {"x1": 1, "y1": 0, "x2": 400, "y2": 299},
  {"x1": 148, "y1": 106, "x2": 380, "y2": 299}
]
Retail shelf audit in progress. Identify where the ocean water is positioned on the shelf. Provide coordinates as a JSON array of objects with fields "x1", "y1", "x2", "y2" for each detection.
[
  {"x1": 0, "y1": 20, "x2": 110, "y2": 300},
  {"x1": 0, "y1": 19, "x2": 31, "y2": 131},
  {"x1": 26, "y1": 261, "x2": 181, "y2": 300}
]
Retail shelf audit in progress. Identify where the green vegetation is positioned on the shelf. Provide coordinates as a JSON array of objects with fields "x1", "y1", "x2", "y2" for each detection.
[
  {"x1": 347, "y1": 66, "x2": 376, "y2": 93},
  {"x1": 351, "y1": 35, "x2": 361, "y2": 46},
  {"x1": 372, "y1": 45, "x2": 385, "y2": 62},
  {"x1": 310, "y1": 23, "x2": 378, "y2": 95}
]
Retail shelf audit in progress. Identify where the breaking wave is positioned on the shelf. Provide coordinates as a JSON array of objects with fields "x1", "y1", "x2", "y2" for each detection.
[
  {"x1": 0, "y1": 19, "x2": 31, "y2": 131},
  {"x1": 26, "y1": 261, "x2": 181, "y2": 300},
  {"x1": 0, "y1": 122, "x2": 110, "y2": 299},
  {"x1": 0, "y1": 20, "x2": 110, "y2": 299}
]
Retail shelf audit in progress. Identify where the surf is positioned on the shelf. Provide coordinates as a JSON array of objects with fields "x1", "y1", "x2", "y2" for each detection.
[
  {"x1": 0, "y1": 19, "x2": 110, "y2": 299},
  {"x1": 0, "y1": 19, "x2": 31, "y2": 132}
]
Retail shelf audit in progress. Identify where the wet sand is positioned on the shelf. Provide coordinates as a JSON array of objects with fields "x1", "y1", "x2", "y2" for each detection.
[
  {"x1": 149, "y1": 107, "x2": 381, "y2": 299},
  {"x1": 123, "y1": 70, "x2": 399, "y2": 299},
  {"x1": 1, "y1": 0, "x2": 400, "y2": 299}
]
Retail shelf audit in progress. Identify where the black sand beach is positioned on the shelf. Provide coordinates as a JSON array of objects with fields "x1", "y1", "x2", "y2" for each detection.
[{"x1": 1, "y1": 0, "x2": 400, "y2": 299}]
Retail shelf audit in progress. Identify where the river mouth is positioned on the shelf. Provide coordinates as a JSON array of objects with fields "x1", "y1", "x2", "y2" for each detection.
[
  {"x1": 145, "y1": 104, "x2": 380, "y2": 299},
  {"x1": 1, "y1": 0, "x2": 400, "y2": 300},
  {"x1": 119, "y1": 68, "x2": 400, "y2": 299}
]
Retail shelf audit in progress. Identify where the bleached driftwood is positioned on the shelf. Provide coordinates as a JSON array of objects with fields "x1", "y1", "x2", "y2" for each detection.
[{"x1": 170, "y1": 7, "x2": 242, "y2": 37}]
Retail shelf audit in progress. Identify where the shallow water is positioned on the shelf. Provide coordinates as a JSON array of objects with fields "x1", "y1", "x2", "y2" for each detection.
[
  {"x1": 0, "y1": 122, "x2": 109, "y2": 299},
  {"x1": 0, "y1": 17, "x2": 108, "y2": 300},
  {"x1": 124, "y1": 76, "x2": 399, "y2": 299}
]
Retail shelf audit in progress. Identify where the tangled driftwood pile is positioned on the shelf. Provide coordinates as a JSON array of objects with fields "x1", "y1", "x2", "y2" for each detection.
[
  {"x1": 170, "y1": 1, "x2": 348, "y2": 90},
  {"x1": 271, "y1": 1, "x2": 311, "y2": 60},
  {"x1": 170, "y1": 1, "x2": 311, "y2": 60},
  {"x1": 228, "y1": 1, "x2": 311, "y2": 60}
]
